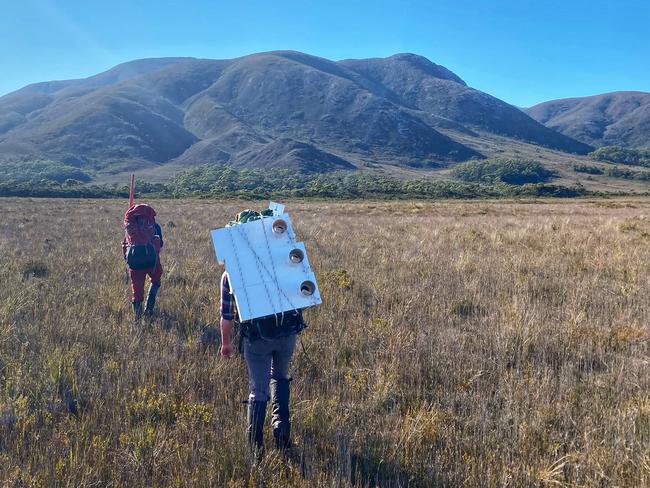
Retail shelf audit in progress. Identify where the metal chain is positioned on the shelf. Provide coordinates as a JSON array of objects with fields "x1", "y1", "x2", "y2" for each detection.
[
  {"x1": 234, "y1": 220, "x2": 300, "y2": 313},
  {"x1": 260, "y1": 217, "x2": 284, "y2": 327},
  {"x1": 235, "y1": 226, "x2": 274, "y2": 318},
  {"x1": 260, "y1": 216, "x2": 297, "y2": 319},
  {"x1": 227, "y1": 229, "x2": 253, "y2": 318},
  {"x1": 228, "y1": 213, "x2": 317, "y2": 322}
]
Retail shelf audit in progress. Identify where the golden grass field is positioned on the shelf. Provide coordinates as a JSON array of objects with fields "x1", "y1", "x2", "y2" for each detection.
[{"x1": 0, "y1": 197, "x2": 649, "y2": 487}]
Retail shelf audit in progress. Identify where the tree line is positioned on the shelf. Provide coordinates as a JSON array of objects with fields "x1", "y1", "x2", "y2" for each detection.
[{"x1": 0, "y1": 160, "x2": 589, "y2": 199}]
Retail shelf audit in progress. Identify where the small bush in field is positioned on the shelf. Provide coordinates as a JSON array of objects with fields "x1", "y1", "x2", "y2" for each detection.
[
  {"x1": 450, "y1": 297, "x2": 484, "y2": 317},
  {"x1": 321, "y1": 268, "x2": 353, "y2": 290},
  {"x1": 21, "y1": 260, "x2": 49, "y2": 279}
]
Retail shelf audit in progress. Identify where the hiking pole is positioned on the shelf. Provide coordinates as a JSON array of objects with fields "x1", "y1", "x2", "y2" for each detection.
[{"x1": 129, "y1": 173, "x2": 135, "y2": 209}]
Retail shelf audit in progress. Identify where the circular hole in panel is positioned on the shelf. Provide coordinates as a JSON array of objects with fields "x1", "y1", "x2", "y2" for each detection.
[
  {"x1": 272, "y1": 219, "x2": 287, "y2": 235},
  {"x1": 289, "y1": 248, "x2": 304, "y2": 264},
  {"x1": 300, "y1": 280, "x2": 315, "y2": 296}
]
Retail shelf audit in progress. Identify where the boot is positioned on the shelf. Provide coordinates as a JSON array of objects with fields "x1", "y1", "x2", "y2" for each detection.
[
  {"x1": 270, "y1": 378, "x2": 291, "y2": 450},
  {"x1": 132, "y1": 300, "x2": 143, "y2": 321},
  {"x1": 144, "y1": 283, "x2": 160, "y2": 317},
  {"x1": 247, "y1": 400, "x2": 267, "y2": 452}
]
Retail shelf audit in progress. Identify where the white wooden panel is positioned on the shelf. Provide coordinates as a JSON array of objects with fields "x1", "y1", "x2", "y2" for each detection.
[{"x1": 211, "y1": 206, "x2": 321, "y2": 321}]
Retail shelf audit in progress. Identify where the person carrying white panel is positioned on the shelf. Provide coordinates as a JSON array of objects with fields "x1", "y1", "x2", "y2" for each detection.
[{"x1": 212, "y1": 202, "x2": 321, "y2": 454}]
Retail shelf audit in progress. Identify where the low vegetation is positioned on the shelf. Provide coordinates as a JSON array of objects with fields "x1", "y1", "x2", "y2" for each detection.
[
  {"x1": 590, "y1": 146, "x2": 650, "y2": 168},
  {"x1": 169, "y1": 165, "x2": 582, "y2": 199},
  {"x1": 0, "y1": 164, "x2": 588, "y2": 199},
  {"x1": 573, "y1": 163, "x2": 604, "y2": 175},
  {"x1": 603, "y1": 166, "x2": 650, "y2": 181},
  {"x1": 574, "y1": 163, "x2": 650, "y2": 182},
  {"x1": 0, "y1": 198, "x2": 648, "y2": 486},
  {"x1": 0, "y1": 160, "x2": 92, "y2": 184},
  {"x1": 450, "y1": 158, "x2": 556, "y2": 185}
]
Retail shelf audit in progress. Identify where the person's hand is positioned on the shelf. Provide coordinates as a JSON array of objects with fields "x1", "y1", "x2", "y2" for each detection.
[
  {"x1": 220, "y1": 318, "x2": 234, "y2": 358},
  {"x1": 221, "y1": 342, "x2": 233, "y2": 358}
]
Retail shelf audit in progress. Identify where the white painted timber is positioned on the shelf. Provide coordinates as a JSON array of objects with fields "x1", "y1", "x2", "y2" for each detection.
[
  {"x1": 268, "y1": 201, "x2": 285, "y2": 216},
  {"x1": 211, "y1": 206, "x2": 321, "y2": 321}
]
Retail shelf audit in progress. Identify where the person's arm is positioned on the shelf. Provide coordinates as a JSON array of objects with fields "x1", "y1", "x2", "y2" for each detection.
[
  {"x1": 220, "y1": 318, "x2": 234, "y2": 358},
  {"x1": 220, "y1": 272, "x2": 236, "y2": 358},
  {"x1": 154, "y1": 223, "x2": 163, "y2": 249}
]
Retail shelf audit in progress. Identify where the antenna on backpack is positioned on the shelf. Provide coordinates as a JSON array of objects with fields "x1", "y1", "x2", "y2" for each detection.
[{"x1": 129, "y1": 174, "x2": 135, "y2": 209}]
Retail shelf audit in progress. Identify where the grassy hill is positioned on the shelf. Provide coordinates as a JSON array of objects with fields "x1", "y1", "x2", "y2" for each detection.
[
  {"x1": 526, "y1": 91, "x2": 650, "y2": 148},
  {"x1": 0, "y1": 51, "x2": 593, "y2": 181}
]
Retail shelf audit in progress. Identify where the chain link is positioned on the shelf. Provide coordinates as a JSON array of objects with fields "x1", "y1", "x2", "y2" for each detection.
[
  {"x1": 260, "y1": 217, "x2": 287, "y2": 327},
  {"x1": 233, "y1": 224, "x2": 279, "y2": 319},
  {"x1": 228, "y1": 214, "x2": 316, "y2": 320},
  {"x1": 234, "y1": 220, "x2": 301, "y2": 316},
  {"x1": 227, "y1": 229, "x2": 253, "y2": 318}
]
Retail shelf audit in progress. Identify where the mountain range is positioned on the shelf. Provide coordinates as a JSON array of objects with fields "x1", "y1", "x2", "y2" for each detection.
[
  {"x1": 526, "y1": 91, "x2": 650, "y2": 148},
  {"x1": 0, "y1": 51, "x2": 596, "y2": 178}
]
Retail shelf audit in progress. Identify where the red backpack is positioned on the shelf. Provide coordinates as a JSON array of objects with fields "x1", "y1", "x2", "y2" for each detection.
[{"x1": 123, "y1": 204, "x2": 159, "y2": 270}]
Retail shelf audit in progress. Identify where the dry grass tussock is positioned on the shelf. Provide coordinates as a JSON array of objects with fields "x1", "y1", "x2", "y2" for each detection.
[{"x1": 0, "y1": 197, "x2": 649, "y2": 487}]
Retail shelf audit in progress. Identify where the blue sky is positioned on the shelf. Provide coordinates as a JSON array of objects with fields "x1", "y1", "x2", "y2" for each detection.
[{"x1": 1, "y1": 0, "x2": 648, "y2": 106}]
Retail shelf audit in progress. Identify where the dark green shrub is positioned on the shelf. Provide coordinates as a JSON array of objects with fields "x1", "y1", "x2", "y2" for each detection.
[
  {"x1": 574, "y1": 164, "x2": 604, "y2": 175},
  {"x1": 604, "y1": 167, "x2": 650, "y2": 181},
  {"x1": 451, "y1": 159, "x2": 556, "y2": 185},
  {"x1": 0, "y1": 162, "x2": 590, "y2": 200},
  {"x1": 590, "y1": 147, "x2": 650, "y2": 167},
  {"x1": 21, "y1": 260, "x2": 49, "y2": 280},
  {"x1": 0, "y1": 161, "x2": 92, "y2": 184}
]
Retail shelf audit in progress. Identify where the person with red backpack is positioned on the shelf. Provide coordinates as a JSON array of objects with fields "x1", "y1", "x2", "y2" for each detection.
[{"x1": 122, "y1": 204, "x2": 164, "y2": 320}]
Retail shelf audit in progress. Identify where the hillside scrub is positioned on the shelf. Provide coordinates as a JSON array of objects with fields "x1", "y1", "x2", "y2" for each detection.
[
  {"x1": 0, "y1": 198, "x2": 648, "y2": 486},
  {"x1": 573, "y1": 161, "x2": 650, "y2": 181},
  {"x1": 591, "y1": 146, "x2": 650, "y2": 167},
  {"x1": 0, "y1": 160, "x2": 92, "y2": 184},
  {"x1": 604, "y1": 166, "x2": 650, "y2": 181},
  {"x1": 0, "y1": 164, "x2": 587, "y2": 199},
  {"x1": 451, "y1": 158, "x2": 556, "y2": 185},
  {"x1": 168, "y1": 165, "x2": 582, "y2": 199},
  {"x1": 573, "y1": 163, "x2": 604, "y2": 175}
]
